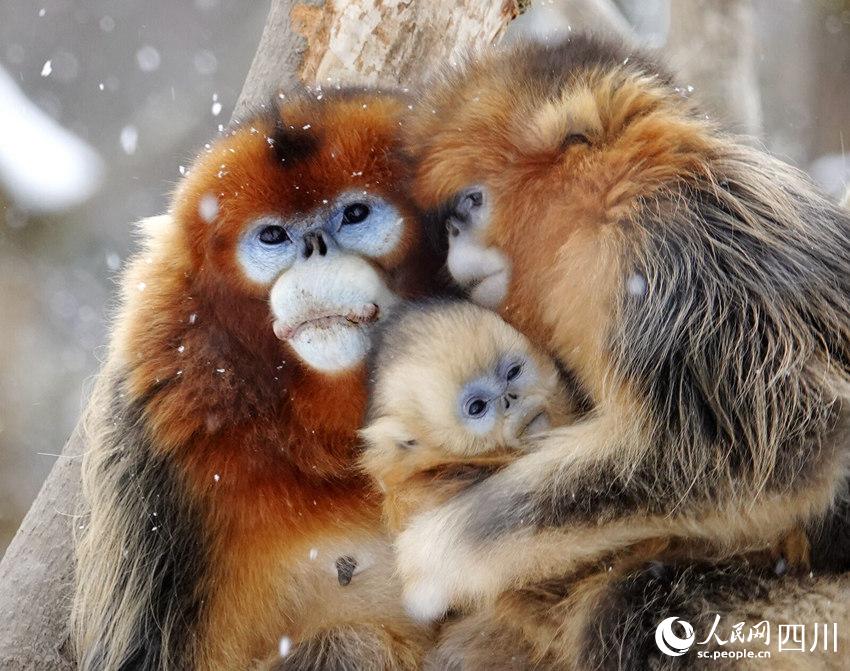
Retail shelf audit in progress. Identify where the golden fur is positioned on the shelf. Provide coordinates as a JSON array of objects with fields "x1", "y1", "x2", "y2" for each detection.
[{"x1": 395, "y1": 35, "x2": 850, "y2": 669}]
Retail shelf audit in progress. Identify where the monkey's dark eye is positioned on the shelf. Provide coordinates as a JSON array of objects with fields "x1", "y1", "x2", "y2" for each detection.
[
  {"x1": 342, "y1": 203, "x2": 371, "y2": 225},
  {"x1": 464, "y1": 190, "x2": 483, "y2": 208},
  {"x1": 465, "y1": 397, "x2": 489, "y2": 418},
  {"x1": 562, "y1": 133, "x2": 590, "y2": 148},
  {"x1": 506, "y1": 364, "x2": 522, "y2": 381},
  {"x1": 258, "y1": 225, "x2": 290, "y2": 245}
]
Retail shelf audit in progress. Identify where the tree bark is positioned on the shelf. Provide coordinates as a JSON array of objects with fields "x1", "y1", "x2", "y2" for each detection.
[
  {"x1": 235, "y1": 0, "x2": 524, "y2": 117},
  {"x1": 0, "y1": 429, "x2": 83, "y2": 670},
  {"x1": 0, "y1": 2, "x2": 521, "y2": 669}
]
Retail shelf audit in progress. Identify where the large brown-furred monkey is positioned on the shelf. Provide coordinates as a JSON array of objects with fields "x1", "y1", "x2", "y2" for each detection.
[
  {"x1": 396, "y1": 35, "x2": 850, "y2": 667},
  {"x1": 71, "y1": 91, "x2": 446, "y2": 670}
]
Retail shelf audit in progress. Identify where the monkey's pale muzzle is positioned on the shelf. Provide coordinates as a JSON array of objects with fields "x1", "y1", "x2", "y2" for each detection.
[{"x1": 270, "y1": 253, "x2": 398, "y2": 373}]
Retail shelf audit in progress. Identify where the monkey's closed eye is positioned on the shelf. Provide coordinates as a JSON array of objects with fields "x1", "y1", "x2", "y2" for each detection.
[
  {"x1": 506, "y1": 364, "x2": 522, "y2": 381},
  {"x1": 562, "y1": 133, "x2": 590, "y2": 148},
  {"x1": 258, "y1": 225, "x2": 290, "y2": 245},
  {"x1": 342, "y1": 203, "x2": 371, "y2": 225}
]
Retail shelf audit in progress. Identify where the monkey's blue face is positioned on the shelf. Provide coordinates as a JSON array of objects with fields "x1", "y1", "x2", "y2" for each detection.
[
  {"x1": 457, "y1": 352, "x2": 551, "y2": 446},
  {"x1": 444, "y1": 186, "x2": 511, "y2": 309},
  {"x1": 235, "y1": 191, "x2": 408, "y2": 373},
  {"x1": 236, "y1": 191, "x2": 405, "y2": 285}
]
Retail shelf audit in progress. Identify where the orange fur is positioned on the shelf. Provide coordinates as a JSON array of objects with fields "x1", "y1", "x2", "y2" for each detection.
[{"x1": 74, "y1": 91, "x2": 444, "y2": 670}]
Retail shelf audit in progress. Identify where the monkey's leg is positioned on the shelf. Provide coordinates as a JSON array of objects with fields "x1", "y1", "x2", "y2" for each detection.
[
  {"x1": 259, "y1": 623, "x2": 431, "y2": 671},
  {"x1": 395, "y1": 412, "x2": 846, "y2": 620}
]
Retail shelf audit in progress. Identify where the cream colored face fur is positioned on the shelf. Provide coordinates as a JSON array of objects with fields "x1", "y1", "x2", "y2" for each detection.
[{"x1": 364, "y1": 302, "x2": 569, "y2": 461}]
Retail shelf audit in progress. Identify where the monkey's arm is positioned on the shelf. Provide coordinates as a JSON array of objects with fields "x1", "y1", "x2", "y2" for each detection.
[{"x1": 395, "y1": 404, "x2": 845, "y2": 620}]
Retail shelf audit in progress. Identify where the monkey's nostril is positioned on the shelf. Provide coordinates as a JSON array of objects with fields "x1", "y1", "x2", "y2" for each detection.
[
  {"x1": 302, "y1": 232, "x2": 328, "y2": 258},
  {"x1": 507, "y1": 393, "x2": 518, "y2": 401},
  {"x1": 446, "y1": 221, "x2": 460, "y2": 238},
  {"x1": 316, "y1": 232, "x2": 328, "y2": 256}
]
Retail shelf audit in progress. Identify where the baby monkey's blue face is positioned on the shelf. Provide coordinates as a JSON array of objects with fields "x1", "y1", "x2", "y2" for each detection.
[
  {"x1": 457, "y1": 350, "x2": 552, "y2": 445},
  {"x1": 361, "y1": 302, "x2": 573, "y2": 484}
]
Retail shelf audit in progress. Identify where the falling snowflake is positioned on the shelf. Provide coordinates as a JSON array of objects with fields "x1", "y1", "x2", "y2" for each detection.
[
  {"x1": 198, "y1": 193, "x2": 219, "y2": 222},
  {"x1": 194, "y1": 50, "x2": 218, "y2": 75},
  {"x1": 136, "y1": 45, "x2": 161, "y2": 72},
  {"x1": 279, "y1": 637, "x2": 292, "y2": 657},
  {"x1": 40, "y1": 60, "x2": 52, "y2": 77},
  {"x1": 120, "y1": 125, "x2": 138, "y2": 155},
  {"x1": 626, "y1": 273, "x2": 647, "y2": 297}
]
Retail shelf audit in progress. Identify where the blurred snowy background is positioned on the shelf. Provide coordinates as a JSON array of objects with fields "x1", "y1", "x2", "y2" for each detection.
[{"x1": 0, "y1": 0, "x2": 848, "y2": 554}]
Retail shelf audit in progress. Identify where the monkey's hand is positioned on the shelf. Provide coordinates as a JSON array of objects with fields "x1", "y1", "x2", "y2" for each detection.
[{"x1": 395, "y1": 433, "x2": 590, "y2": 621}]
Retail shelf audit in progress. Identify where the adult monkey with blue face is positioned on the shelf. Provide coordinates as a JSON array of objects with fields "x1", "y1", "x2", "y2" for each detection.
[
  {"x1": 71, "y1": 91, "x2": 448, "y2": 671},
  {"x1": 399, "y1": 35, "x2": 850, "y2": 669}
]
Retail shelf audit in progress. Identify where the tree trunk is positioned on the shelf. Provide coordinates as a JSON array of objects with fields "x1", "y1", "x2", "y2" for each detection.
[{"x1": 0, "y1": 2, "x2": 521, "y2": 668}]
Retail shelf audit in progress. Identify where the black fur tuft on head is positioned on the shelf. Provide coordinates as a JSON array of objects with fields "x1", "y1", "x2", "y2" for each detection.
[{"x1": 268, "y1": 116, "x2": 319, "y2": 166}]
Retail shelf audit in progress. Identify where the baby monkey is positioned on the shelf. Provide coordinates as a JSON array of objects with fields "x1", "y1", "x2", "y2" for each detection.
[
  {"x1": 361, "y1": 301, "x2": 813, "y2": 669},
  {"x1": 361, "y1": 300, "x2": 576, "y2": 534}
]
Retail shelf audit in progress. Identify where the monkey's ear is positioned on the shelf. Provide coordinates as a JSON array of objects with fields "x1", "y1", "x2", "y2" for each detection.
[{"x1": 269, "y1": 117, "x2": 318, "y2": 165}]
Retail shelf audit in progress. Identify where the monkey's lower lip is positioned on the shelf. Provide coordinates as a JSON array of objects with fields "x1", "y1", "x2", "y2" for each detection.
[{"x1": 273, "y1": 304, "x2": 379, "y2": 341}]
